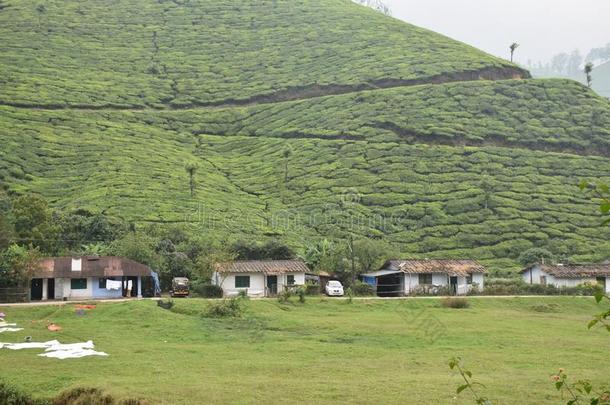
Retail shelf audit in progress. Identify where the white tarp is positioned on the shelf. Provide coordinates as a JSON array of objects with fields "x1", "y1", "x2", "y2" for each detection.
[
  {"x1": 40, "y1": 349, "x2": 108, "y2": 359},
  {"x1": 0, "y1": 339, "x2": 108, "y2": 359},
  {"x1": 3, "y1": 340, "x2": 60, "y2": 350},
  {"x1": 0, "y1": 328, "x2": 23, "y2": 333}
]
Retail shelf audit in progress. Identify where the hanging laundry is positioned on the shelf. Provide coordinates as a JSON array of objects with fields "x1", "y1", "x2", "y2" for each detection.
[{"x1": 105, "y1": 279, "x2": 122, "y2": 290}]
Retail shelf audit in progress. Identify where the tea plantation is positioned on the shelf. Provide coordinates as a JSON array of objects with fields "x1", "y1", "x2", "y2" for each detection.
[{"x1": 1, "y1": 0, "x2": 609, "y2": 273}]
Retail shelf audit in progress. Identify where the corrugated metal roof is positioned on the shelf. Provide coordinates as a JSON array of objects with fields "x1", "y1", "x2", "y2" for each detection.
[
  {"x1": 34, "y1": 256, "x2": 151, "y2": 278},
  {"x1": 216, "y1": 260, "x2": 310, "y2": 275},
  {"x1": 382, "y1": 259, "x2": 487, "y2": 276},
  {"x1": 362, "y1": 269, "x2": 403, "y2": 278},
  {"x1": 522, "y1": 264, "x2": 610, "y2": 278}
]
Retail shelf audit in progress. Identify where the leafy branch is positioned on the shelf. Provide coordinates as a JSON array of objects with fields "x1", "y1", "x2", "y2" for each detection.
[
  {"x1": 552, "y1": 369, "x2": 610, "y2": 405},
  {"x1": 448, "y1": 357, "x2": 492, "y2": 404}
]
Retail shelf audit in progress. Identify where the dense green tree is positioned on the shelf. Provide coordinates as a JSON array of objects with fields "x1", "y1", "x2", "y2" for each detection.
[
  {"x1": 0, "y1": 244, "x2": 41, "y2": 287},
  {"x1": 54, "y1": 209, "x2": 127, "y2": 252},
  {"x1": 231, "y1": 239, "x2": 294, "y2": 260},
  {"x1": 11, "y1": 194, "x2": 58, "y2": 253},
  {"x1": 517, "y1": 248, "x2": 554, "y2": 267}
]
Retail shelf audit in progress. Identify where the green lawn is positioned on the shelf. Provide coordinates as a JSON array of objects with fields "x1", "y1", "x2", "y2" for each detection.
[{"x1": 0, "y1": 297, "x2": 607, "y2": 404}]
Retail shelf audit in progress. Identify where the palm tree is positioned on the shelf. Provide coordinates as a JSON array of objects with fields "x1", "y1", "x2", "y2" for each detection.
[
  {"x1": 585, "y1": 62, "x2": 594, "y2": 88},
  {"x1": 282, "y1": 146, "x2": 292, "y2": 184},
  {"x1": 510, "y1": 43, "x2": 520, "y2": 63},
  {"x1": 184, "y1": 162, "x2": 199, "y2": 198}
]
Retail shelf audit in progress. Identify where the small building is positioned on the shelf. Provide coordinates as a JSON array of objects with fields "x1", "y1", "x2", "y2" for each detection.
[
  {"x1": 31, "y1": 256, "x2": 155, "y2": 301},
  {"x1": 363, "y1": 259, "x2": 486, "y2": 297},
  {"x1": 213, "y1": 260, "x2": 309, "y2": 297},
  {"x1": 521, "y1": 264, "x2": 610, "y2": 293}
]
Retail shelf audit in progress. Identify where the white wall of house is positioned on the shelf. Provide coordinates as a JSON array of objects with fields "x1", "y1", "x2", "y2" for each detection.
[
  {"x1": 217, "y1": 273, "x2": 266, "y2": 297},
  {"x1": 276, "y1": 273, "x2": 306, "y2": 292},
  {"x1": 472, "y1": 273, "x2": 485, "y2": 290},
  {"x1": 522, "y1": 266, "x2": 546, "y2": 284},
  {"x1": 523, "y1": 265, "x2": 609, "y2": 292},
  {"x1": 67, "y1": 277, "x2": 93, "y2": 299},
  {"x1": 403, "y1": 273, "x2": 484, "y2": 295}
]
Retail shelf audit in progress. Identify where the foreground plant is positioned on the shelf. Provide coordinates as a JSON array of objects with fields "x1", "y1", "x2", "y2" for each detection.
[
  {"x1": 551, "y1": 369, "x2": 610, "y2": 405},
  {"x1": 448, "y1": 357, "x2": 492, "y2": 404}
]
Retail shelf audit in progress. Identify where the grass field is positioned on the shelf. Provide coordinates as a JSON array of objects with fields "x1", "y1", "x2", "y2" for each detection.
[{"x1": 0, "y1": 297, "x2": 608, "y2": 404}]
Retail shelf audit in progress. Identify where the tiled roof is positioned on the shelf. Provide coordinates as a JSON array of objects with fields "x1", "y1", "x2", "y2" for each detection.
[
  {"x1": 34, "y1": 256, "x2": 151, "y2": 278},
  {"x1": 523, "y1": 264, "x2": 610, "y2": 278},
  {"x1": 216, "y1": 260, "x2": 310, "y2": 275},
  {"x1": 383, "y1": 259, "x2": 487, "y2": 276}
]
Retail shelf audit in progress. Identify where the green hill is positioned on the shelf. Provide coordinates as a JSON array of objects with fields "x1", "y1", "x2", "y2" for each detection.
[{"x1": 0, "y1": 0, "x2": 609, "y2": 273}]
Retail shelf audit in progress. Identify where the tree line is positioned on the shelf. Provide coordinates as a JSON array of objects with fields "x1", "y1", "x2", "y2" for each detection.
[{"x1": 0, "y1": 193, "x2": 397, "y2": 290}]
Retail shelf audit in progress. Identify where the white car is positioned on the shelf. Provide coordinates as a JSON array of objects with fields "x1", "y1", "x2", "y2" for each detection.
[{"x1": 325, "y1": 280, "x2": 344, "y2": 296}]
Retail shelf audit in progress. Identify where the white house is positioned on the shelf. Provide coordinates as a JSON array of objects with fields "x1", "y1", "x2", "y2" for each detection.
[
  {"x1": 521, "y1": 264, "x2": 610, "y2": 293},
  {"x1": 362, "y1": 259, "x2": 486, "y2": 297},
  {"x1": 31, "y1": 256, "x2": 157, "y2": 301},
  {"x1": 213, "y1": 260, "x2": 309, "y2": 297}
]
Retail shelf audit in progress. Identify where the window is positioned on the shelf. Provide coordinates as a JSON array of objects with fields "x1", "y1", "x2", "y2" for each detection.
[
  {"x1": 540, "y1": 276, "x2": 547, "y2": 286},
  {"x1": 287, "y1": 275, "x2": 295, "y2": 286},
  {"x1": 418, "y1": 274, "x2": 433, "y2": 285},
  {"x1": 466, "y1": 274, "x2": 473, "y2": 285},
  {"x1": 71, "y1": 278, "x2": 87, "y2": 290},
  {"x1": 235, "y1": 276, "x2": 250, "y2": 288}
]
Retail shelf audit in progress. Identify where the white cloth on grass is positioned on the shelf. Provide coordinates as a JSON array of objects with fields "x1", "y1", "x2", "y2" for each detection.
[
  {"x1": 0, "y1": 322, "x2": 17, "y2": 327},
  {"x1": 0, "y1": 328, "x2": 23, "y2": 333},
  {"x1": 45, "y1": 340, "x2": 94, "y2": 351},
  {"x1": 105, "y1": 279, "x2": 122, "y2": 290},
  {"x1": 39, "y1": 349, "x2": 108, "y2": 359},
  {"x1": 3, "y1": 340, "x2": 60, "y2": 350}
]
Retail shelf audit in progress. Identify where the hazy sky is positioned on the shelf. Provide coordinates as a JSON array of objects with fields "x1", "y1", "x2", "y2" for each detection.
[{"x1": 383, "y1": 0, "x2": 610, "y2": 64}]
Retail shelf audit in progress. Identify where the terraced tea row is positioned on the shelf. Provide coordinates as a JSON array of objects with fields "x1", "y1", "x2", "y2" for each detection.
[
  {"x1": 0, "y1": 0, "x2": 525, "y2": 108},
  {"x1": 1, "y1": 106, "x2": 608, "y2": 272}
]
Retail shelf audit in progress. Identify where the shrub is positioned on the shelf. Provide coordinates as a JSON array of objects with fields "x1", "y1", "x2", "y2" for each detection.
[
  {"x1": 530, "y1": 303, "x2": 560, "y2": 313},
  {"x1": 351, "y1": 281, "x2": 375, "y2": 297},
  {"x1": 193, "y1": 284, "x2": 223, "y2": 298},
  {"x1": 203, "y1": 297, "x2": 244, "y2": 318},
  {"x1": 304, "y1": 282, "x2": 320, "y2": 296},
  {"x1": 156, "y1": 299, "x2": 174, "y2": 310},
  {"x1": 0, "y1": 381, "x2": 48, "y2": 405},
  {"x1": 295, "y1": 286, "x2": 306, "y2": 303},
  {"x1": 441, "y1": 297, "x2": 470, "y2": 309},
  {"x1": 277, "y1": 289, "x2": 293, "y2": 304},
  {"x1": 53, "y1": 387, "x2": 146, "y2": 405}
]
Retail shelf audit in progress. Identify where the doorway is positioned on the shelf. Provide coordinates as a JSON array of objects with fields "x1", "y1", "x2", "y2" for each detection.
[
  {"x1": 47, "y1": 278, "x2": 55, "y2": 300},
  {"x1": 30, "y1": 278, "x2": 43, "y2": 301},
  {"x1": 597, "y1": 277, "x2": 607, "y2": 291},
  {"x1": 267, "y1": 275, "x2": 277, "y2": 296},
  {"x1": 450, "y1": 276, "x2": 458, "y2": 295}
]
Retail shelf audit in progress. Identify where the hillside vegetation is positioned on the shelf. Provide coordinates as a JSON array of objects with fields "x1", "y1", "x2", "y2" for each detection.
[
  {"x1": 0, "y1": 0, "x2": 525, "y2": 108},
  {"x1": 0, "y1": 0, "x2": 609, "y2": 272}
]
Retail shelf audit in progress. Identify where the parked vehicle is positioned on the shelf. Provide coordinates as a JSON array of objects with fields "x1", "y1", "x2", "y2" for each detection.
[
  {"x1": 325, "y1": 280, "x2": 344, "y2": 296},
  {"x1": 170, "y1": 277, "x2": 190, "y2": 298}
]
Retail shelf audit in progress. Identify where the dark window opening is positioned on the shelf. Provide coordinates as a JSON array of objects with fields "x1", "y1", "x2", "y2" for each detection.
[
  {"x1": 418, "y1": 274, "x2": 433, "y2": 285},
  {"x1": 287, "y1": 275, "x2": 295, "y2": 286},
  {"x1": 71, "y1": 278, "x2": 87, "y2": 290},
  {"x1": 235, "y1": 276, "x2": 250, "y2": 288}
]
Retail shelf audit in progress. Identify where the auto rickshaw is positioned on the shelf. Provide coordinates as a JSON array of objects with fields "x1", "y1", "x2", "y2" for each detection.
[{"x1": 170, "y1": 277, "x2": 190, "y2": 298}]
